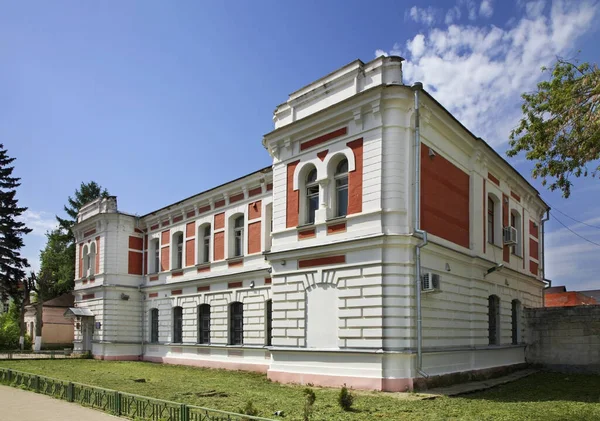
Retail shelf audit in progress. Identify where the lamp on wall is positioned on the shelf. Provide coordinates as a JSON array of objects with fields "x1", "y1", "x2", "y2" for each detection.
[
  {"x1": 445, "y1": 263, "x2": 451, "y2": 272},
  {"x1": 484, "y1": 263, "x2": 504, "y2": 277},
  {"x1": 250, "y1": 281, "x2": 255, "y2": 289}
]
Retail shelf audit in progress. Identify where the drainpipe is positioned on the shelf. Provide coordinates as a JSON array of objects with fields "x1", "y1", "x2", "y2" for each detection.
[
  {"x1": 412, "y1": 82, "x2": 429, "y2": 379},
  {"x1": 540, "y1": 210, "x2": 550, "y2": 307},
  {"x1": 139, "y1": 219, "x2": 145, "y2": 360}
]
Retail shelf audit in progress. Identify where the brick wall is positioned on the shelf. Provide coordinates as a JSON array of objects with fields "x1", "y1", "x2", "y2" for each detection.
[{"x1": 525, "y1": 306, "x2": 600, "y2": 373}]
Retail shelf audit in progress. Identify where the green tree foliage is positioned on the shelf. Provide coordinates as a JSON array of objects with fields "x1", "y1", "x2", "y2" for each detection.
[
  {"x1": 38, "y1": 182, "x2": 109, "y2": 296},
  {"x1": 303, "y1": 388, "x2": 316, "y2": 421},
  {"x1": 507, "y1": 58, "x2": 600, "y2": 198},
  {"x1": 0, "y1": 144, "x2": 32, "y2": 297},
  {"x1": 338, "y1": 384, "x2": 354, "y2": 411},
  {"x1": 0, "y1": 302, "x2": 32, "y2": 350}
]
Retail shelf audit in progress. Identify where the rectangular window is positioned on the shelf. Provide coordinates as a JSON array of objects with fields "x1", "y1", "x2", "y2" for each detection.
[
  {"x1": 173, "y1": 307, "x2": 183, "y2": 343},
  {"x1": 150, "y1": 309, "x2": 159, "y2": 343},
  {"x1": 229, "y1": 302, "x2": 243, "y2": 345},
  {"x1": 198, "y1": 304, "x2": 210, "y2": 344},
  {"x1": 487, "y1": 197, "x2": 494, "y2": 245},
  {"x1": 266, "y1": 299, "x2": 272, "y2": 346},
  {"x1": 203, "y1": 226, "x2": 211, "y2": 263},
  {"x1": 307, "y1": 185, "x2": 319, "y2": 224},
  {"x1": 154, "y1": 243, "x2": 160, "y2": 273}
]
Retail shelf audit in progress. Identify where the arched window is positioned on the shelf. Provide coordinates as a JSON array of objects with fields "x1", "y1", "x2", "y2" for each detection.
[
  {"x1": 89, "y1": 242, "x2": 96, "y2": 275},
  {"x1": 488, "y1": 295, "x2": 500, "y2": 345},
  {"x1": 172, "y1": 306, "x2": 183, "y2": 343},
  {"x1": 199, "y1": 224, "x2": 211, "y2": 264},
  {"x1": 172, "y1": 233, "x2": 184, "y2": 270},
  {"x1": 82, "y1": 245, "x2": 89, "y2": 276},
  {"x1": 334, "y1": 159, "x2": 349, "y2": 217},
  {"x1": 197, "y1": 304, "x2": 210, "y2": 344},
  {"x1": 150, "y1": 308, "x2": 159, "y2": 343},
  {"x1": 265, "y1": 299, "x2": 273, "y2": 346},
  {"x1": 305, "y1": 168, "x2": 319, "y2": 224},
  {"x1": 511, "y1": 299, "x2": 521, "y2": 345},
  {"x1": 152, "y1": 239, "x2": 160, "y2": 273},
  {"x1": 229, "y1": 301, "x2": 243, "y2": 345},
  {"x1": 487, "y1": 196, "x2": 496, "y2": 244},
  {"x1": 511, "y1": 210, "x2": 522, "y2": 257},
  {"x1": 233, "y1": 216, "x2": 244, "y2": 257}
]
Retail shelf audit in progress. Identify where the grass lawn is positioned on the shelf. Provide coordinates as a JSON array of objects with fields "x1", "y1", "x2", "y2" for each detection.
[{"x1": 0, "y1": 360, "x2": 599, "y2": 420}]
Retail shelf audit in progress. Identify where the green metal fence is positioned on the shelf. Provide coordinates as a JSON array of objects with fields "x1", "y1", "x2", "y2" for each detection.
[
  {"x1": 0, "y1": 368, "x2": 275, "y2": 421},
  {"x1": 0, "y1": 349, "x2": 77, "y2": 360}
]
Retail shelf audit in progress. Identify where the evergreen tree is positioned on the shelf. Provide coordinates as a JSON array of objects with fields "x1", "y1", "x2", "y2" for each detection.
[
  {"x1": 0, "y1": 144, "x2": 32, "y2": 297},
  {"x1": 38, "y1": 181, "x2": 109, "y2": 296}
]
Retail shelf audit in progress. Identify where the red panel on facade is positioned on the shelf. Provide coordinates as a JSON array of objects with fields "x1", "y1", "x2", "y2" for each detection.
[
  {"x1": 248, "y1": 221, "x2": 262, "y2": 254},
  {"x1": 148, "y1": 293, "x2": 158, "y2": 298},
  {"x1": 530, "y1": 260, "x2": 538, "y2": 275},
  {"x1": 128, "y1": 251, "x2": 143, "y2": 275},
  {"x1": 298, "y1": 228, "x2": 316, "y2": 240},
  {"x1": 228, "y1": 259, "x2": 243, "y2": 268},
  {"x1": 185, "y1": 239, "x2": 195, "y2": 267},
  {"x1": 171, "y1": 289, "x2": 182, "y2": 295},
  {"x1": 267, "y1": 183, "x2": 273, "y2": 191},
  {"x1": 214, "y1": 213, "x2": 225, "y2": 230},
  {"x1": 197, "y1": 266, "x2": 210, "y2": 273},
  {"x1": 286, "y1": 160, "x2": 300, "y2": 228},
  {"x1": 83, "y1": 229, "x2": 96, "y2": 238},
  {"x1": 420, "y1": 144, "x2": 470, "y2": 249},
  {"x1": 161, "y1": 220, "x2": 169, "y2": 227},
  {"x1": 317, "y1": 150, "x2": 328, "y2": 161},
  {"x1": 298, "y1": 255, "x2": 345, "y2": 268},
  {"x1": 300, "y1": 127, "x2": 347, "y2": 151},
  {"x1": 264, "y1": 277, "x2": 272, "y2": 285},
  {"x1": 530, "y1": 220, "x2": 539, "y2": 238},
  {"x1": 248, "y1": 200, "x2": 262, "y2": 220},
  {"x1": 173, "y1": 215, "x2": 183, "y2": 223},
  {"x1": 213, "y1": 231, "x2": 224, "y2": 261},
  {"x1": 82, "y1": 294, "x2": 95, "y2": 300},
  {"x1": 228, "y1": 281, "x2": 243, "y2": 289},
  {"x1": 186, "y1": 222, "x2": 195, "y2": 238},
  {"x1": 214, "y1": 199, "x2": 226, "y2": 208},
  {"x1": 161, "y1": 230, "x2": 170, "y2": 245},
  {"x1": 198, "y1": 204, "x2": 211, "y2": 214},
  {"x1": 230, "y1": 192, "x2": 244, "y2": 204},
  {"x1": 149, "y1": 275, "x2": 159, "y2": 281},
  {"x1": 488, "y1": 172, "x2": 500, "y2": 186},
  {"x1": 129, "y1": 236, "x2": 143, "y2": 250},
  {"x1": 150, "y1": 224, "x2": 159, "y2": 231},
  {"x1": 511, "y1": 191, "x2": 521, "y2": 202},
  {"x1": 197, "y1": 285, "x2": 210, "y2": 292},
  {"x1": 172, "y1": 271, "x2": 183, "y2": 277},
  {"x1": 347, "y1": 138, "x2": 364, "y2": 215},
  {"x1": 249, "y1": 186, "x2": 262, "y2": 197},
  {"x1": 327, "y1": 222, "x2": 346, "y2": 234},
  {"x1": 529, "y1": 238, "x2": 539, "y2": 260},
  {"x1": 186, "y1": 210, "x2": 196, "y2": 218},
  {"x1": 161, "y1": 246, "x2": 170, "y2": 271},
  {"x1": 503, "y1": 193, "x2": 510, "y2": 262}
]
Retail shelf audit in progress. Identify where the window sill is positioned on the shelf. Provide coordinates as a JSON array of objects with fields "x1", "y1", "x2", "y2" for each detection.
[
  {"x1": 487, "y1": 242, "x2": 503, "y2": 250},
  {"x1": 226, "y1": 257, "x2": 244, "y2": 263},
  {"x1": 195, "y1": 262, "x2": 211, "y2": 270},
  {"x1": 296, "y1": 222, "x2": 315, "y2": 229},
  {"x1": 326, "y1": 216, "x2": 347, "y2": 223}
]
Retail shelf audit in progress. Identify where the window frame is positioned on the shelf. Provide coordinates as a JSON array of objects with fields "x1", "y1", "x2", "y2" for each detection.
[
  {"x1": 488, "y1": 295, "x2": 500, "y2": 345},
  {"x1": 172, "y1": 232, "x2": 184, "y2": 270},
  {"x1": 229, "y1": 301, "x2": 244, "y2": 345},
  {"x1": 305, "y1": 168, "x2": 319, "y2": 225},
  {"x1": 203, "y1": 225, "x2": 211, "y2": 263},
  {"x1": 197, "y1": 304, "x2": 211, "y2": 344},
  {"x1": 510, "y1": 210, "x2": 522, "y2": 257},
  {"x1": 233, "y1": 216, "x2": 244, "y2": 258},
  {"x1": 150, "y1": 308, "x2": 159, "y2": 343},
  {"x1": 172, "y1": 306, "x2": 183, "y2": 343},
  {"x1": 334, "y1": 159, "x2": 349, "y2": 218}
]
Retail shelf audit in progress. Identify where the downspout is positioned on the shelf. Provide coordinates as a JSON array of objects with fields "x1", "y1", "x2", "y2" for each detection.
[
  {"x1": 540, "y1": 210, "x2": 550, "y2": 306},
  {"x1": 139, "y1": 219, "x2": 145, "y2": 360},
  {"x1": 412, "y1": 82, "x2": 429, "y2": 379}
]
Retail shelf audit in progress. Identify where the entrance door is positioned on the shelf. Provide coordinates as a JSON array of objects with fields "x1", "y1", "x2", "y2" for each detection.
[{"x1": 81, "y1": 317, "x2": 94, "y2": 352}]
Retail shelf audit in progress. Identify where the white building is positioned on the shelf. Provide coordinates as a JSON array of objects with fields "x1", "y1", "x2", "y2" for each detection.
[{"x1": 70, "y1": 56, "x2": 549, "y2": 391}]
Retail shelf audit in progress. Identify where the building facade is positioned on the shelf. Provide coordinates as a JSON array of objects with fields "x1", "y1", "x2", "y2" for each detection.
[{"x1": 71, "y1": 56, "x2": 549, "y2": 391}]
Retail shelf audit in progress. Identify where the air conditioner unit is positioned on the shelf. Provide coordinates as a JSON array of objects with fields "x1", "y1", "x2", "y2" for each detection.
[
  {"x1": 503, "y1": 226, "x2": 518, "y2": 245},
  {"x1": 421, "y1": 272, "x2": 440, "y2": 292}
]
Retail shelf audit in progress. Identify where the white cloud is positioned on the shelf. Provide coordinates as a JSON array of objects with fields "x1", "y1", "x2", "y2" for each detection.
[
  {"x1": 18, "y1": 210, "x2": 57, "y2": 237},
  {"x1": 406, "y1": 6, "x2": 441, "y2": 26},
  {"x1": 524, "y1": 0, "x2": 546, "y2": 18},
  {"x1": 445, "y1": 6, "x2": 462, "y2": 24},
  {"x1": 479, "y1": 0, "x2": 494, "y2": 18},
  {"x1": 376, "y1": 0, "x2": 598, "y2": 146},
  {"x1": 461, "y1": 0, "x2": 478, "y2": 20}
]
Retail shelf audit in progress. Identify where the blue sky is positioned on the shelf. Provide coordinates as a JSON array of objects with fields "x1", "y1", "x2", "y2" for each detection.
[{"x1": 1, "y1": 1, "x2": 599, "y2": 290}]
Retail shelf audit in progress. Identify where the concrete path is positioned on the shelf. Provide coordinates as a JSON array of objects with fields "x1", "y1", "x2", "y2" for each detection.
[
  {"x1": 426, "y1": 368, "x2": 539, "y2": 396},
  {"x1": 0, "y1": 385, "x2": 126, "y2": 421}
]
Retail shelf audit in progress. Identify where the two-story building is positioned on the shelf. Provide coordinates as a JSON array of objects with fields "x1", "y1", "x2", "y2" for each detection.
[{"x1": 69, "y1": 55, "x2": 549, "y2": 391}]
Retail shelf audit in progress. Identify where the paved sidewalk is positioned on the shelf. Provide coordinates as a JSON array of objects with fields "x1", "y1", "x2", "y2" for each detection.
[{"x1": 0, "y1": 385, "x2": 125, "y2": 421}]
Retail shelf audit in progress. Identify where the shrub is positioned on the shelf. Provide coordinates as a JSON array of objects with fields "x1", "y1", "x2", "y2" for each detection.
[
  {"x1": 303, "y1": 388, "x2": 316, "y2": 420},
  {"x1": 338, "y1": 384, "x2": 354, "y2": 411},
  {"x1": 0, "y1": 303, "x2": 32, "y2": 351}
]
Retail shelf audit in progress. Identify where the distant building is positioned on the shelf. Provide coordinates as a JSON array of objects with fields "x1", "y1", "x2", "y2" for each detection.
[
  {"x1": 545, "y1": 286, "x2": 598, "y2": 307},
  {"x1": 580, "y1": 289, "x2": 600, "y2": 303},
  {"x1": 69, "y1": 56, "x2": 549, "y2": 391},
  {"x1": 24, "y1": 293, "x2": 74, "y2": 349}
]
